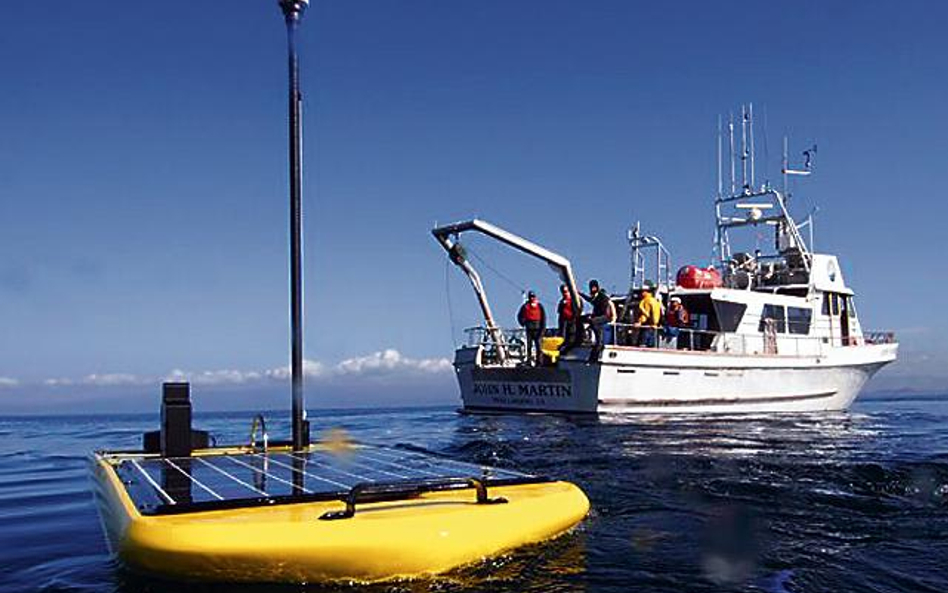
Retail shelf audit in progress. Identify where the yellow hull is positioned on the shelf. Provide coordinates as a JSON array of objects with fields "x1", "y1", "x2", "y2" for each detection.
[{"x1": 92, "y1": 449, "x2": 588, "y2": 583}]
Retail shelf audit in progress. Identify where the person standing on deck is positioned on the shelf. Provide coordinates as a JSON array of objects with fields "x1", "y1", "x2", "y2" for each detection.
[
  {"x1": 557, "y1": 284, "x2": 578, "y2": 345},
  {"x1": 517, "y1": 291, "x2": 546, "y2": 366},
  {"x1": 664, "y1": 296, "x2": 691, "y2": 349},
  {"x1": 581, "y1": 280, "x2": 616, "y2": 360},
  {"x1": 635, "y1": 285, "x2": 662, "y2": 347}
]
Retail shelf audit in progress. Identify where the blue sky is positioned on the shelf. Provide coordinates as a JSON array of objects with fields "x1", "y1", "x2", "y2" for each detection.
[{"x1": 1, "y1": 0, "x2": 946, "y2": 413}]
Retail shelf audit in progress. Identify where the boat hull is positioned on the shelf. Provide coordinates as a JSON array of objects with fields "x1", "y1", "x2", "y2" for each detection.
[
  {"x1": 91, "y1": 449, "x2": 589, "y2": 583},
  {"x1": 455, "y1": 343, "x2": 897, "y2": 414}
]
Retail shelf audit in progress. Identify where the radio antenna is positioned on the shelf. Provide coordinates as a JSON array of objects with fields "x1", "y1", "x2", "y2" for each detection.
[
  {"x1": 740, "y1": 105, "x2": 749, "y2": 193},
  {"x1": 717, "y1": 115, "x2": 723, "y2": 199},
  {"x1": 728, "y1": 113, "x2": 736, "y2": 195},
  {"x1": 748, "y1": 103, "x2": 756, "y2": 191}
]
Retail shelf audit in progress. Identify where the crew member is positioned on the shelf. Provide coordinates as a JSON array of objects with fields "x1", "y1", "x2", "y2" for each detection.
[
  {"x1": 517, "y1": 290, "x2": 546, "y2": 366},
  {"x1": 635, "y1": 284, "x2": 662, "y2": 347},
  {"x1": 557, "y1": 284, "x2": 578, "y2": 345},
  {"x1": 582, "y1": 280, "x2": 616, "y2": 358},
  {"x1": 664, "y1": 296, "x2": 691, "y2": 349}
]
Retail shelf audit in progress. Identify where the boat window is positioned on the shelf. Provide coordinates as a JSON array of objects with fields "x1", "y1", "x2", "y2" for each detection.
[
  {"x1": 679, "y1": 294, "x2": 714, "y2": 324},
  {"x1": 677, "y1": 294, "x2": 716, "y2": 350},
  {"x1": 787, "y1": 307, "x2": 812, "y2": 335},
  {"x1": 712, "y1": 300, "x2": 747, "y2": 332},
  {"x1": 822, "y1": 293, "x2": 840, "y2": 316},
  {"x1": 775, "y1": 287, "x2": 809, "y2": 298},
  {"x1": 846, "y1": 296, "x2": 858, "y2": 319},
  {"x1": 758, "y1": 304, "x2": 786, "y2": 333}
]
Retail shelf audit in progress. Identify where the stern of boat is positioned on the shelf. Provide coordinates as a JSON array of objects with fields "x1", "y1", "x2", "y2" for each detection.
[{"x1": 454, "y1": 346, "x2": 599, "y2": 413}]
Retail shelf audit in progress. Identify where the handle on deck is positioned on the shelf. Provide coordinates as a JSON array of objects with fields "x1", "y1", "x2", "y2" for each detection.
[
  {"x1": 249, "y1": 414, "x2": 268, "y2": 453},
  {"x1": 318, "y1": 477, "x2": 507, "y2": 521}
]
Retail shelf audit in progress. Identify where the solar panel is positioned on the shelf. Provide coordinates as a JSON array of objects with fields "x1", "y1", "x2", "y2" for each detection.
[{"x1": 107, "y1": 445, "x2": 536, "y2": 515}]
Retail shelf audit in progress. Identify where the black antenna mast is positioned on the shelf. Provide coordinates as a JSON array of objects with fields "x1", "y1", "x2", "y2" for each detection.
[{"x1": 279, "y1": 0, "x2": 310, "y2": 451}]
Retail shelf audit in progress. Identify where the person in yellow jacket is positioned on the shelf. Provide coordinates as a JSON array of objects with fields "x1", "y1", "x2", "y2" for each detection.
[{"x1": 635, "y1": 285, "x2": 662, "y2": 347}]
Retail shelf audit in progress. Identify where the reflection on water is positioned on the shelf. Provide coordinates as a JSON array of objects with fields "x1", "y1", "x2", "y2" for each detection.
[{"x1": 1, "y1": 396, "x2": 947, "y2": 592}]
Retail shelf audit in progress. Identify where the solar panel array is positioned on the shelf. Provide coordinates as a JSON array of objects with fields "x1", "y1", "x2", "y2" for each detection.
[{"x1": 110, "y1": 445, "x2": 533, "y2": 515}]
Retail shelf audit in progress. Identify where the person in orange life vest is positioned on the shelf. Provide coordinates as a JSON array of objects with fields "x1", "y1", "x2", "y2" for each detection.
[
  {"x1": 556, "y1": 284, "x2": 579, "y2": 345},
  {"x1": 663, "y1": 296, "x2": 691, "y2": 349},
  {"x1": 517, "y1": 290, "x2": 546, "y2": 366}
]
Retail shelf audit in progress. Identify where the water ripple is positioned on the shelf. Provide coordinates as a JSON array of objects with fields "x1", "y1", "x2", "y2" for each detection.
[{"x1": 0, "y1": 397, "x2": 946, "y2": 592}]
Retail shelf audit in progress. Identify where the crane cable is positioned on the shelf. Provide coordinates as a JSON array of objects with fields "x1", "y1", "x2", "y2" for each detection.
[
  {"x1": 466, "y1": 245, "x2": 528, "y2": 295},
  {"x1": 444, "y1": 258, "x2": 459, "y2": 347},
  {"x1": 444, "y1": 241, "x2": 530, "y2": 348}
]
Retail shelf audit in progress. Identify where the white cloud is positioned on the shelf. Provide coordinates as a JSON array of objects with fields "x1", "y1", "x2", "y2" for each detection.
[
  {"x1": 37, "y1": 349, "x2": 451, "y2": 390},
  {"x1": 259, "y1": 359, "x2": 327, "y2": 382},
  {"x1": 0, "y1": 377, "x2": 19, "y2": 388},
  {"x1": 43, "y1": 378, "x2": 72, "y2": 387},
  {"x1": 82, "y1": 373, "x2": 147, "y2": 386},
  {"x1": 44, "y1": 373, "x2": 148, "y2": 387},
  {"x1": 164, "y1": 368, "x2": 264, "y2": 386},
  {"x1": 334, "y1": 349, "x2": 452, "y2": 376}
]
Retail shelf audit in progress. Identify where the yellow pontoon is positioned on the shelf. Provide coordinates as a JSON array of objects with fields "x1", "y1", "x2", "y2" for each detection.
[{"x1": 92, "y1": 442, "x2": 588, "y2": 583}]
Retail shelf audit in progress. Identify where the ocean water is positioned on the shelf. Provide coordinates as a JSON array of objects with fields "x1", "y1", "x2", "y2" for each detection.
[{"x1": 1, "y1": 395, "x2": 946, "y2": 593}]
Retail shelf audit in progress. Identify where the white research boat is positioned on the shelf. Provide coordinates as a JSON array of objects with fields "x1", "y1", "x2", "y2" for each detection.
[{"x1": 432, "y1": 108, "x2": 897, "y2": 414}]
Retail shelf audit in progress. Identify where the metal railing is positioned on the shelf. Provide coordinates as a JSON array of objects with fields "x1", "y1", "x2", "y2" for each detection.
[
  {"x1": 463, "y1": 324, "x2": 896, "y2": 363},
  {"x1": 464, "y1": 327, "x2": 528, "y2": 364},
  {"x1": 465, "y1": 326, "x2": 525, "y2": 348},
  {"x1": 863, "y1": 331, "x2": 896, "y2": 345}
]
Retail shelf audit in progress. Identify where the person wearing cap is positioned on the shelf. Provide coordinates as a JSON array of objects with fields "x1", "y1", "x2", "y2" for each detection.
[
  {"x1": 581, "y1": 279, "x2": 617, "y2": 358},
  {"x1": 517, "y1": 290, "x2": 546, "y2": 366},
  {"x1": 635, "y1": 284, "x2": 662, "y2": 347},
  {"x1": 664, "y1": 295, "x2": 691, "y2": 349}
]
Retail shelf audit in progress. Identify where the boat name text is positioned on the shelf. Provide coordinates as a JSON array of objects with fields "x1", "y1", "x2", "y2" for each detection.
[{"x1": 472, "y1": 382, "x2": 572, "y2": 398}]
